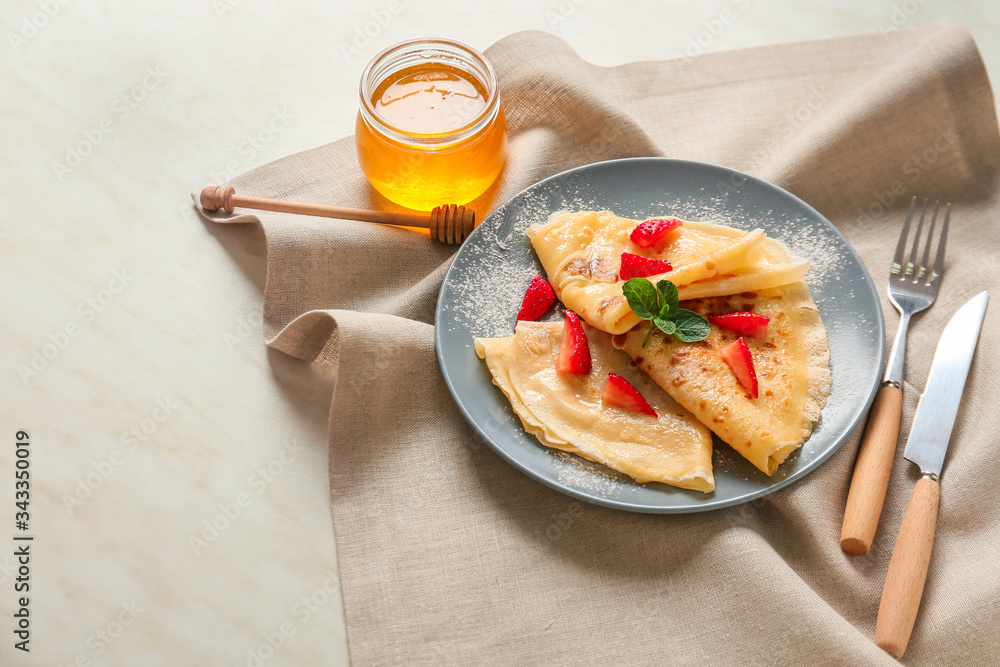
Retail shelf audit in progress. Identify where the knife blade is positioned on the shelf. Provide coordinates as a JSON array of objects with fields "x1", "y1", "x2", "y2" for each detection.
[
  {"x1": 874, "y1": 290, "x2": 989, "y2": 659},
  {"x1": 902, "y1": 290, "x2": 989, "y2": 477}
]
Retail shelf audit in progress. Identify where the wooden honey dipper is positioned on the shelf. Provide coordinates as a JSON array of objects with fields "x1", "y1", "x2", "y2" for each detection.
[{"x1": 200, "y1": 185, "x2": 476, "y2": 244}]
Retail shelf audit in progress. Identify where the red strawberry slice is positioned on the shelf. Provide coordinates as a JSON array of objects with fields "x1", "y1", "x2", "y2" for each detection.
[
  {"x1": 630, "y1": 217, "x2": 682, "y2": 249},
  {"x1": 601, "y1": 373, "x2": 657, "y2": 417},
  {"x1": 556, "y1": 311, "x2": 591, "y2": 375},
  {"x1": 619, "y1": 253, "x2": 673, "y2": 281},
  {"x1": 719, "y1": 338, "x2": 758, "y2": 398},
  {"x1": 709, "y1": 312, "x2": 770, "y2": 339},
  {"x1": 516, "y1": 276, "x2": 556, "y2": 322}
]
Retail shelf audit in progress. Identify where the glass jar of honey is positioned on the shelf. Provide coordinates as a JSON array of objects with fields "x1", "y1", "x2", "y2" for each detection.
[{"x1": 356, "y1": 38, "x2": 507, "y2": 211}]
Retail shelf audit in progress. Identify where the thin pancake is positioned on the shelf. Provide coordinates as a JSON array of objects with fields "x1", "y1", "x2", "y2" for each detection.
[
  {"x1": 676, "y1": 235, "x2": 810, "y2": 300},
  {"x1": 475, "y1": 321, "x2": 715, "y2": 492},
  {"x1": 612, "y1": 282, "x2": 831, "y2": 476},
  {"x1": 526, "y1": 210, "x2": 808, "y2": 334}
]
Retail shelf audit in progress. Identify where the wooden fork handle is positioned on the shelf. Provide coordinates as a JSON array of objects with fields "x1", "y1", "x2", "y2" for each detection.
[
  {"x1": 841, "y1": 385, "x2": 903, "y2": 555},
  {"x1": 875, "y1": 476, "x2": 939, "y2": 659}
]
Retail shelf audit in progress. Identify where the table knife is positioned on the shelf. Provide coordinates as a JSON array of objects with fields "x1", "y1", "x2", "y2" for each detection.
[{"x1": 874, "y1": 290, "x2": 989, "y2": 659}]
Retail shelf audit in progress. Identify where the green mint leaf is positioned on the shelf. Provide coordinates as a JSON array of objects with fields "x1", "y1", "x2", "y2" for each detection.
[
  {"x1": 655, "y1": 280, "x2": 679, "y2": 317},
  {"x1": 653, "y1": 317, "x2": 676, "y2": 335},
  {"x1": 626, "y1": 278, "x2": 708, "y2": 346},
  {"x1": 623, "y1": 278, "x2": 659, "y2": 320},
  {"x1": 671, "y1": 309, "x2": 711, "y2": 342}
]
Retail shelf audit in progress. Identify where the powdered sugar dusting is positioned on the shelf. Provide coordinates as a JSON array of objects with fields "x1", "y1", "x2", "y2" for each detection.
[
  {"x1": 438, "y1": 160, "x2": 885, "y2": 511},
  {"x1": 770, "y1": 218, "x2": 846, "y2": 289},
  {"x1": 551, "y1": 451, "x2": 629, "y2": 498},
  {"x1": 440, "y1": 172, "x2": 608, "y2": 339}
]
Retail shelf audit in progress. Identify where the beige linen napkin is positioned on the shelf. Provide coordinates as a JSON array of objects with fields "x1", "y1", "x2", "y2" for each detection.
[{"x1": 196, "y1": 19, "x2": 1000, "y2": 666}]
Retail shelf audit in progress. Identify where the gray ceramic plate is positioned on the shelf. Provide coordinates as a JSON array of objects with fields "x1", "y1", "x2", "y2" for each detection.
[{"x1": 436, "y1": 158, "x2": 884, "y2": 513}]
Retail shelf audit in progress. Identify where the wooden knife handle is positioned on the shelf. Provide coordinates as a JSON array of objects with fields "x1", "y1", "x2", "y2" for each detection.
[
  {"x1": 841, "y1": 385, "x2": 903, "y2": 555},
  {"x1": 875, "y1": 476, "x2": 940, "y2": 659}
]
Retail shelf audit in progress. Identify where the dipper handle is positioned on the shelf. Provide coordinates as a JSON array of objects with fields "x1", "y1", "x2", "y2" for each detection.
[{"x1": 199, "y1": 185, "x2": 475, "y2": 244}]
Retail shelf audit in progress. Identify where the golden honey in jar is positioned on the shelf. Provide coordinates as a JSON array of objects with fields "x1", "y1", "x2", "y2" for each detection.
[{"x1": 356, "y1": 39, "x2": 507, "y2": 211}]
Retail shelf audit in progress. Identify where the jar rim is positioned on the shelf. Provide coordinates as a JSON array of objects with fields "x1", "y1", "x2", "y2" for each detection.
[{"x1": 358, "y1": 38, "x2": 500, "y2": 148}]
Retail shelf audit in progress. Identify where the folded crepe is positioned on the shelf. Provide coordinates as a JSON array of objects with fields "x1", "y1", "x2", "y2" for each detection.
[
  {"x1": 475, "y1": 321, "x2": 715, "y2": 493},
  {"x1": 526, "y1": 210, "x2": 809, "y2": 335},
  {"x1": 612, "y1": 282, "x2": 831, "y2": 476}
]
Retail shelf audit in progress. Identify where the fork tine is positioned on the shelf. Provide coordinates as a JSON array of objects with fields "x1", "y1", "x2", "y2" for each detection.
[
  {"x1": 842, "y1": 196, "x2": 949, "y2": 556},
  {"x1": 928, "y1": 203, "x2": 950, "y2": 288},
  {"x1": 905, "y1": 199, "x2": 929, "y2": 279},
  {"x1": 891, "y1": 196, "x2": 917, "y2": 279},
  {"x1": 916, "y1": 201, "x2": 940, "y2": 283}
]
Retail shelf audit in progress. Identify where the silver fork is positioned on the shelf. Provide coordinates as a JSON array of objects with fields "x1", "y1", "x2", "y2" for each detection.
[{"x1": 841, "y1": 196, "x2": 951, "y2": 556}]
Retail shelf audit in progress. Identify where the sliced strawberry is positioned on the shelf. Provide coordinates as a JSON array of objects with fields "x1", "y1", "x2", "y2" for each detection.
[
  {"x1": 556, "y1": 311, "x2": 591, "y2": 375},
  {"x1": 630, "y1": 217, "x2": 682, "y2": 249},
  {"x1": 601, "y1": 373, "x2": 657, "y2": 417},
  {"x1": 619, "y1": 252, "x2": 673, "y2": 281},
  {"x1": 719, "y1": 338, "x2": 758, "y2": 398},
  {"x1": 709, "y1": 312, "x2": 770, "y2": 339},
  {"x1": 516, "y1": 276, "x2": 556, "y2": 322}
]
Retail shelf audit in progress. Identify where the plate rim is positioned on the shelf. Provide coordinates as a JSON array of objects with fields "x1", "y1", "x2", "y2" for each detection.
[{"x1": 435, "y1": 156, "x2": 885, "y2": 513}]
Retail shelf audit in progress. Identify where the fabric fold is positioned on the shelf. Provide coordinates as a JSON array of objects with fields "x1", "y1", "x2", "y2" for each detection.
[{"x1": 195, "y1": 19, "x2": 1000, "y2": 666}]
